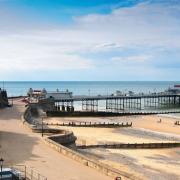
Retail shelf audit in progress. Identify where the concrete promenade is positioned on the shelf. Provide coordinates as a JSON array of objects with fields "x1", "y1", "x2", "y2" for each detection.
[{"x1": 0, "y1": 99, "x2": 111, "y2": 180}]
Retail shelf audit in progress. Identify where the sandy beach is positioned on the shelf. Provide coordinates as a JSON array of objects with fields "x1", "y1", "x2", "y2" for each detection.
[
  {"x1": 0, "y1": 99, "x2": 180, "y2": 180},
  {"x1": 47, "y1": 114, "x2": 180, "y2": 179}
]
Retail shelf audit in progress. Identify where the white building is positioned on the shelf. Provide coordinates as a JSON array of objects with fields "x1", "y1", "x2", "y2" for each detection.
[
  {"x1": 45, "y1": 89, "x2": 72, "y2": 99},
  {"x1": 27, "y1": 88, "x2": 73, "y2": 101}
]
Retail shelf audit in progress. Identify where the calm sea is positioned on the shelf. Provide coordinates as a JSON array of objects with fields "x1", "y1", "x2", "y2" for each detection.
[{"x1": 0, "y1": 81, "x2": 179, "y2": 97}]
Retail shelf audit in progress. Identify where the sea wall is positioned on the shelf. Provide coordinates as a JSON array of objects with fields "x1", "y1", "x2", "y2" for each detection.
[
  {"x1": 22, "y1": 106, "x2": 140, "y2": 180},
  {"x1": 45, "y1": 137, "x2": 140, "y2": 180},
  {"x1": 22, "y1": 106, "x2": 76, "y2": 146}
]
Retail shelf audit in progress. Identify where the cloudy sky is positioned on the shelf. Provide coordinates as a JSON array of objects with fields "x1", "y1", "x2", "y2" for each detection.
[{"x1": 0, "y1": 0, "x2": 180, "y2": 81}]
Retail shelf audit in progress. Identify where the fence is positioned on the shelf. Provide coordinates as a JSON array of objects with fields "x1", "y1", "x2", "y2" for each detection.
[{"x1": 3, "y1": 164, "x2": 47, "y2": 180}]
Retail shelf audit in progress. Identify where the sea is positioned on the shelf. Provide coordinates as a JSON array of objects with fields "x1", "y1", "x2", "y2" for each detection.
[
  {"x1": 0, "y1": 81, "x2": 180, "y2": 97},
  {"x1": 1, "y1": 81, "x2": 180, "y2": 115}
]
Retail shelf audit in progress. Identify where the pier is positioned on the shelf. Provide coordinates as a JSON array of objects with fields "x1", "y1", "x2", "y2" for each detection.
[{"x1": 49, "y1": 94, "x2": 180, "y2": 113}]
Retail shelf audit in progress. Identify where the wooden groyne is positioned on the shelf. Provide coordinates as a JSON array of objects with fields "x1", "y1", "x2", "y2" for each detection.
[
  {"x1": 77, "y1": 142, "x2": 180, "y2": 149},
  {"x1": 45, "y1": 122, "x2": 132, "y2": 128}
]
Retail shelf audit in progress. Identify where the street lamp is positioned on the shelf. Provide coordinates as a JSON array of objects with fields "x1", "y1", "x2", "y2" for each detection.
[
  {"x1": 41, "y1": 112, "x2": 47, "y2": 137},
  {"x1": 42, "y1": 117, "x2": 44, "y2": 137},
  {"x1": 0, "y1": 158, "x2": 4, "y2": 179},
  {"x1": 38, "y1": 109, "x2": 46, "y2": 137}
]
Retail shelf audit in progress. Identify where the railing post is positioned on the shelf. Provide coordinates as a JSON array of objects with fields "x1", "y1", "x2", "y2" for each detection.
[
  {"x1": 25, "y1": 165, "x2": 27, "y2": 179},
  {"x1": 31, "y1": 169, "x2": 33, "y2": 180}
]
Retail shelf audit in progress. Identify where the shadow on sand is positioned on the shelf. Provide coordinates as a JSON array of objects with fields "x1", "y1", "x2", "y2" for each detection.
[
  {"x1": 0, "y1": 131, "x2": 39, "y2": 166},
  {"x1": 0, "y1": 104, "x2": 26, "y2": 121}
]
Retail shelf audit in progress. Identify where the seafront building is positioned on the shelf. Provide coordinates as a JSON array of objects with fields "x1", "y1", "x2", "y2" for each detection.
[
  {"x1": 0, "y1": 88, "x2": 8, "y2": 108},
  {"x1": 27, "y1": 88, "x2": 72, "y2": 101}
]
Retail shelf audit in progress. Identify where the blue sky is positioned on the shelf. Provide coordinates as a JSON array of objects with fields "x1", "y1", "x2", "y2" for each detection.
[{"x1": 0, "y1": 0, "x2": 180, "y2": 80}]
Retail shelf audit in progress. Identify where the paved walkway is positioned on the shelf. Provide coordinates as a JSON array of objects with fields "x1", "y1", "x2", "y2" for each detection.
[{"x1": 0, "y1": 100, "x2": 111, "y2": 180}]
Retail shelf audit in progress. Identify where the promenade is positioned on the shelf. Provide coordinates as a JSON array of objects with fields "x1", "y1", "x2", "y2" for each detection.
[{"x1": 0, "y1": 99, "x2": 111, "y2": 180}]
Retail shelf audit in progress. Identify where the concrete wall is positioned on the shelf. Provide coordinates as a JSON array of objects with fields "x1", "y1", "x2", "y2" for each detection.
[
  {"x1": 45, "y1": 137, "x2": 140, "y2": 180},
  {"x1": 22, "y1": 106, "x2": 141, "y2": 180},
  {"x1": 38, "y1": 98, "x2": 56, "y2": 111},
  {"x1": 49, "y1": 133, "x2": 76, "y2": 146},
  {"x1": 22, "y1": 106, "x2": 76, "y2": 145}
]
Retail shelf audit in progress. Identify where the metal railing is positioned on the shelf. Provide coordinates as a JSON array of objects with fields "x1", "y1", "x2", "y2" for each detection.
[{"x1": 4, "y1": 164, "x2": 47, "y2": 180}]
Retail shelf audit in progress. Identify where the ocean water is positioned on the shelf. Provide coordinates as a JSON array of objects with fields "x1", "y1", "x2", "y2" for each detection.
[{"x1": 0, "y1": 81, "x2": 179, "y2": 97}]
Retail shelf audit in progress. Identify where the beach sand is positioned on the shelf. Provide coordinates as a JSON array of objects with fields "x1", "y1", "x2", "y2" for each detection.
[
  {"x1": 1, "y1": 99, "x2": 179, "y2": 180},
  {"x1": 47, "y1": 115, "x2": 180, "y2": 179}
]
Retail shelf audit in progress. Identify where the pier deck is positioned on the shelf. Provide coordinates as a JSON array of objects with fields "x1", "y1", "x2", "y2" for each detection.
[
  {"x1": 53, "y1": 94, "x2": 180, "y2": 101},
  {"x1": 44, "y1": 94, "x2": 180, "y2": 113}
]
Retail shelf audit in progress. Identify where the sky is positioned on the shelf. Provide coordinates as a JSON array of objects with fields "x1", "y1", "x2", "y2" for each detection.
[{"x1": 0, "y1": 0, "x2": 180, "y2": 81}]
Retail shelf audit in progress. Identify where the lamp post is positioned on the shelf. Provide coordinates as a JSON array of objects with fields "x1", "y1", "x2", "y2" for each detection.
[
  {"x1": 41, "y1": 117, "x2": 44, "y2": 137},
  {"x1": 38, "y1": 109, "x2": 46, "y2": 138},
  {"x1": 0, "y1": 158, "x2": 4, "y2": 179},
  {"x1": 41, "y1": 112, "x2": 47, "y2": 137}
]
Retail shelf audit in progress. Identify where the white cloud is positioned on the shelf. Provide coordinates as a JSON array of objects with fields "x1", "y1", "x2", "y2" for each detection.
[
  {"x1": 111, "y1": 55, "x2": 152, "y2": 63},
  {"x1": 0, "y1": 2, "x2": 180, "y2": 80},
  {"x1": 0, "y1": 35, "x2": 93, "y2": 73},
  {"x1": 0, "y1": 55, "x2": 92, "y2": 71},
  {"x1": 73, "y1": 2, "x2": 180, "y2": 49}
]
